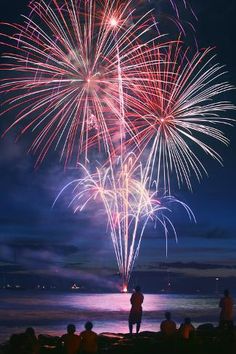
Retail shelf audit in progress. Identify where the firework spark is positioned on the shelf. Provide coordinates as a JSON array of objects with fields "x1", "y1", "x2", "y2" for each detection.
[
  {"x1": 54, "y1": 154, "x2": 195, "y2": 287},
  {"x1": 0, "y1": 0, "x2": 234, "y2": 287},
  {"x1": 0, "y1": 0, "x2": 163, "y2": 166},
  {"x1": 125, "y1": 43, "x2": 235, "y2": 192}
]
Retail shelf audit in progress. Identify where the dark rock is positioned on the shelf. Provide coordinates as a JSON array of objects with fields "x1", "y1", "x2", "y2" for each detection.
[
  {"x1": 1, "y1": 324, "x2": 236, "y2": 354},
  {"x1": 197, "y1": 323, "x2": 215, "y2": 331}
]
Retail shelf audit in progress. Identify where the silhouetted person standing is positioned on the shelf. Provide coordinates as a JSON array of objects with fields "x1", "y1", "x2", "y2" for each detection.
[
  {"x1": 80, "y1": 321, "x2": 98, "y2": 354},
  {"x1": 59, "y1": 324, "x2": 81, "y2": 354},
  {"x1": 128, "y1": 285, "x2": 144, "y2": 334},
  {"x1": 219, "y1": 289, "x2": 234, "y2": 329}
]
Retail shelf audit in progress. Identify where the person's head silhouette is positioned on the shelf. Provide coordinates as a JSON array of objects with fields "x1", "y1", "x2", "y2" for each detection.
[
  {"x1": 184, "y1": 317, "x2": 191, "y2": 325},
  {"x1": 165, "y1": 311, "x2": 171, "y2": 320},
  {"x1": 224, "y1": 289, "x2": 230, "y2": 297},
  {"x1": 85, "y1": 321, "x2": 93, "y2": 331},
  {"x1": 25, "y1": 327, "x2": 36, "y2": 337},
  {"x1": 67, "y1": 324, "x2": 76, "y2": 334}
]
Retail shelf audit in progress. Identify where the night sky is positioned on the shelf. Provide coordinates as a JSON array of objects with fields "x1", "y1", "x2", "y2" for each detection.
[{"x1": 0, "y1": 0, "x2": 235, "y2": 293}]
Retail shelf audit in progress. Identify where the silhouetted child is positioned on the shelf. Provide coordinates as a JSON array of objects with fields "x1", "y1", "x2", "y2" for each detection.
[
  {"x1": 80, "y1": 321, "x2": 98, "y2": 354},
  {"x1": 59, "y1": 324, "x2": 81, "y2": 354},
  {"x1": 179, "y1": 317, "x2": 195, "y2": 340},
  {"x1": 128, "y1": 285, "x2": 144, "y2": 334},
  {"x1": 160, "y1": 311, "x2": 177, "y2": 337}
]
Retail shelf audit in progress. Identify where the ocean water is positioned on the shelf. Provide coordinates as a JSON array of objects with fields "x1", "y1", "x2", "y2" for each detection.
[{"x1": 0, "y1": 291, "x2": 224, "y2": 343}]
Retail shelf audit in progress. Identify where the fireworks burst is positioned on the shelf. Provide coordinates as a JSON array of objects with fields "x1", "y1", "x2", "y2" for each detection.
[
  {"x1": 0, "y1": 0, "x2": 235, "y2": 287},
  {"x1": 54, "y1": 154, "x2": 195, "y2": 287},
  {"x1": 125, "y1": 42, "x2": 235, "y2": 192},
  {"x1": 0, "y1": 0, "x2": 163, "y2": 166}
]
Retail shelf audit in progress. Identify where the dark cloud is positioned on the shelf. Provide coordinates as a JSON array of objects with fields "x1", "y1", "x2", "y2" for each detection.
[
  {"x1": 0, "y1": 237, "x2": 80, "y2": 272},
  {"x1": 0, "y1": 262, "x2": 25, "y2": 273},
  {"x1": 5, "y1": 238, "x2": 79, "y2": 255},
  {"x1": 157, "y1": 262, "x2": 236, "y2": 270},
  {"x1": 194, "y1": 228, "x2": 233, "y2": 240}
]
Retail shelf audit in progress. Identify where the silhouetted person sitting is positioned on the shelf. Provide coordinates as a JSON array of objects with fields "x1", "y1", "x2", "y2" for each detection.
[
  {"x1": 80, "y1": 321, "x2": 98, "y2": 354},
  {"x1": 24, "y1": 327, "x2": 40, "y2": 354},
  {"x1": 219, "y1": 289, "x2": 234, "y2": 330},
  {"x1": 9, "y1": 328, "x2": 39, "y2": 354},
  {"x1": 179, "y1": 317, "x2": 195, "y2": 340},
  {"x1": 59, "y1": 324, "x2": 81, "y2": 354},
  {"x1": 128, "y1": 285, "x2": 144, "y2": 334},
  {"x1": 160, "y1": 311, "x2": 177, "y2": 337},
  {"x1": 9, "y1": 333, "x2": 27, "y2": 354}
]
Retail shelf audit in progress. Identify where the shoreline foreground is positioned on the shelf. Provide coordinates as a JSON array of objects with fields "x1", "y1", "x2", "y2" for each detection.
[{"x1": 1, "y1": 323, "x2": 236, "y2": 354}]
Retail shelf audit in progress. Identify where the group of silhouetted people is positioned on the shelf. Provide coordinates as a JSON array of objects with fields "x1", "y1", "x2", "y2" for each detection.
[
  {"x1": 128, "y1": 286, "x2": 234, "y2": 336},
  {"x1": 59, "y1": 321, "x2": 98, "y2": 354},
  {"x1": 7, "y1": 287, "x2": 234, "y2": 354},
  {"x1": 128, "y1": 285, "x2": 196, "y2": 339},
  {"x1": 9, "y1": 322, "x2": 98, "y2": 354},
  {"x1": 160, "y1": 312, "x2": 195, "y2": 339}
]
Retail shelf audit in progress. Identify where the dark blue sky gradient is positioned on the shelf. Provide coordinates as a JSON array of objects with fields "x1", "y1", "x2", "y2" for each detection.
[{"x1": 0, "y1": 0, "x2": 235, "y2": 292}]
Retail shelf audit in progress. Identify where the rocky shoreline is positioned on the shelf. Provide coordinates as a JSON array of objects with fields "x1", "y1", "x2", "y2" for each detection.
[{"x1": 1, "y1": 323, "x2": 236, "y2": 354}]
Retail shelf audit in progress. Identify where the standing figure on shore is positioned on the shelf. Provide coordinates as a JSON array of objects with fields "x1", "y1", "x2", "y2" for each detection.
[
  {"x1": 80, "y1": 321, "x2": 98, "y2": 354},
  {"x1": 160, "y1": 311, "x2": 177, "y2": 337},
  {"x1": 128, "y1": 285, "x2": 144, "y2": 334},
  {"x1": 219, "y1": 289, "x2": 234, "y2": 329},
  {"x1": 59, "y1": 324, "x2": 81, "y2": 354}
]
